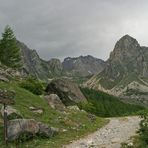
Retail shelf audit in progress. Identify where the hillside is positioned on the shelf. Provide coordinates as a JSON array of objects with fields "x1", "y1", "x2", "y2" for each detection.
[
  {"x1": 79, "y1": 88, "x2": 144, "y2": 117},
  {"x1": 85, "y1": 35, "x2": 148, "y2": 106},
  {"x1": 0, "y1": 81, "x2": 107, "y2": 148},
  {"x1": 0, "y1": 27, "x2": 147, "y2": 147}
]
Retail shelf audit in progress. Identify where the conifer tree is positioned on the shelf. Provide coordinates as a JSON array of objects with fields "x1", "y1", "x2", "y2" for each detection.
[{"x1": 0, "y1": 25, "x2": 21, "y2": 68}]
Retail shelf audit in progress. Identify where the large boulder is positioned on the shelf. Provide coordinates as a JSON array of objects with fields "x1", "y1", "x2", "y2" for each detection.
[
  {"x1": 7, "y1": 119, "x2": 39, "y2": 141},
  {"x1": 44, "y1": 94, "x2": 65, "y2": 111},
  {"x1": 1, "y1": 106, "x2": 22, "y2": 120},
  {"x1": 7, "y1": 119, "x2": 58, "y2": 141},
  {"x1": 45, "y1": 78, "x2": 87, "y2": 106}
]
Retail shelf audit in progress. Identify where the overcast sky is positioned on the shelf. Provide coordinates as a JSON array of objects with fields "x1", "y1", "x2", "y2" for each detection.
[{"x1": 0, "y1": 0, "x2": 148, "y2": 61}]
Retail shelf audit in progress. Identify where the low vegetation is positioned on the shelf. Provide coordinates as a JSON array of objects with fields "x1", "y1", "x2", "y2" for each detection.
[
  {"x1": 79, "y1": 88, "x2": 145, "y2": 117},
  {"x1": 19, "y1": 76, "x2": 45, "y2": 95},
  {"x1": 138, "y1": 111, "x2": 148, "y2": 147},
  {"x1": 121, "y1": 110, "x2": 148, "y2": 148},
  {"x1": 131, "y1": 111, "x2": 148, "y2": 148}
]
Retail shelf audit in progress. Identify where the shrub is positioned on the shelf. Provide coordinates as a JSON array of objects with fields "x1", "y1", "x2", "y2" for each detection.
[
  {"x1": 19, "y1": 77, "x2": 44, "y2": 95},
  {"x1": 138, "y1": 111, "x2": 148, "y2": 146}
]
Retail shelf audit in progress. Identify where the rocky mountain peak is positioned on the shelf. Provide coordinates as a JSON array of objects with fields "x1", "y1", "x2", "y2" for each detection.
[
  {"x1": 115, "y1": 34, "x2": 139, "y2": 48},
  {"x1": 110, "y1": 35, "x2": 141, "y2": 61},
  {"x1": 48, "y1": 58, "x2": 63, "y2": 75},
  {"x1": 85, "y1": 35, "x2": 148, "y2": 106},
  {"x1": 63, "y1": 55, "x2": 106, "y2": 77}
]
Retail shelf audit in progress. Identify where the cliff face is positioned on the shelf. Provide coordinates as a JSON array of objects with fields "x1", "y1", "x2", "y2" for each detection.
[
  {"x1": 85, "y1": 35, "x2": 148, "y2": 106},
  {"x1": 18, "y1": 41, "x2": 65, "y2": 80},
  {"x1": 48, "y1": 58, "x2": 63, "y2": 76},
  {"x1": 18, "y1": 41, "x2": 50, "y2": 80}
]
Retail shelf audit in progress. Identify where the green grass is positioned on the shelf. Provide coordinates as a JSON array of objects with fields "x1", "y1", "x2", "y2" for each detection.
[
  {"x1": 79, "y1": 88, "x2": 145, "y2": 117},
  {"x1": 0, "y1": 81, "x2": 108, "y2": 148},
  {"x1": 121, "y1": 110, "x2": 148, "y2": 148}
]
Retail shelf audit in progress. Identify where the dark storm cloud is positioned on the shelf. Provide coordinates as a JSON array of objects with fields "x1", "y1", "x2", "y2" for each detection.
[{"x1": 0, "y1": 0, "x2": 148, "y2": 61}]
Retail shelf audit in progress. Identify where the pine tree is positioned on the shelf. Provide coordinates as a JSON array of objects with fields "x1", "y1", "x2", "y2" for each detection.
[{"x1": 0, "y1": 25, "x2": 22, "y2": 68}]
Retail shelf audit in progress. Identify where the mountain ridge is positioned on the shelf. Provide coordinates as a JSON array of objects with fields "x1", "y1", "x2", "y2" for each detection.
[{"x1": 17, "y1": 40, "x2": 106, "y2": 80}]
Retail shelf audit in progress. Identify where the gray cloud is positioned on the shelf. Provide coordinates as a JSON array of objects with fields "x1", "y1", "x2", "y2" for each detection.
[{"x1": 0, "y1": 0, "x2": 148, "y2": 61}]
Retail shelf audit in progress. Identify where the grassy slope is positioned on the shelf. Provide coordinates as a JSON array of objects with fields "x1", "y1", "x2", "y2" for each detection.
[
  {"x1": 0, "y1": 81, "x2": 108, "y2": 148},
  {"x1": 80, "y1": 88, "x2": 145, "y2": 117}
]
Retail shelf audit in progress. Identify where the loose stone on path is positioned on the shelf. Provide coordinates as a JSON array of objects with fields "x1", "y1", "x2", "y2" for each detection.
[{"x1": 64, "y1": 116, "x2": 141, "y2": 148}]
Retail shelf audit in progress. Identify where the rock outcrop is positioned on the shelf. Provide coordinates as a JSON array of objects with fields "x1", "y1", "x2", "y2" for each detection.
[
  {"x1": 44, "y1": 94, "x2": 65, "y2": 111},
  {"x1": 45, "y1": 78, "x2": 87, "y2": 106},
  {"x1": 7, "y1": 119, "x2": 39, "y2": 141},
  {"x1": 7, "y1": 119, "x2": 58, "y2": 141},
  {"x1": 85, "y1": 35, "x2": 148, "y2": 106},
  {"x1": 0, "y1": 62, "x2": 21, "y2": 82}
]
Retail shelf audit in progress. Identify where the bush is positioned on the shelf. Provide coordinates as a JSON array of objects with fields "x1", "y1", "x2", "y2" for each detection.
[
  {"x1": 138, "y1": 111, "x2": 148, "y2": 146},
  {"x1": 19, "y1": 77, "x2": 44, "y2": 95}
]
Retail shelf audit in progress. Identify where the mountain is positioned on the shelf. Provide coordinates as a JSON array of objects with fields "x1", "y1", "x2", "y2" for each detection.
[
  {"x1": 63, "y1": 55, "x2": 106, "y2": 77},
  {"x1": 18, "y1": 41, "x2": 105, "y2": 80},
  {"x1": 85, "y1": 35, "x2": 148, "y2": 106},
  {"x1": 18, "y1": 41, "x2": 64, "y2": 80},
  {"x1": 18, "y1": 41, "x2": 50, "y2": 80},
  {"x1": 48, "y1": 58, "x2": 63, "y2": 76}
]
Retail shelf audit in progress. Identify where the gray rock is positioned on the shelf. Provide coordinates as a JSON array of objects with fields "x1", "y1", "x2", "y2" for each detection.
[
  {"x1": 0, "y1": 62, "x2": 21, "y2": 81},
  {"x1": 67, "y1": 106, "x2": 80, "y2": 111},
  {"x1": 7, "y1": 119, "x2": 39, "y2": 141},
  {"x1": 0, "y1": 75, "x2": 9, "y2": 82},
  {"x1": 38, "y1": 122, "x2": 59, "y2": 138},
  {"x1": 44, "y1": 94, "x2": 65, "y2": 111},
  {"x1": 45, "y1": 78, "x2": 87, "y2": 106},
  {"x1": 1, "y1": 106, "x2": 22, "y2": 120},
  {"x1": 7, "y1": 119, "x2": 58, "y2": 141},
  {"x1": 29, "y1": 106, "x2": 43, "y2": 114}
]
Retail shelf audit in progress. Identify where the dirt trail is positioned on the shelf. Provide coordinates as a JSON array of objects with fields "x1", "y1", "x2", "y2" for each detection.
[{"x1": 64, "y1": 116, "x2": 141, "y2": 148}]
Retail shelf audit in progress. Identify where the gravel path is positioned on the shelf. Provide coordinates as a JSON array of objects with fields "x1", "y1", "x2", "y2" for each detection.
[{"x1": 64, "y1": 116, "x2": 141, "y2": 148}]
